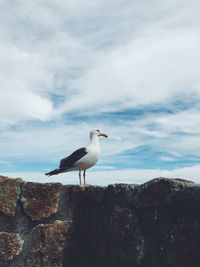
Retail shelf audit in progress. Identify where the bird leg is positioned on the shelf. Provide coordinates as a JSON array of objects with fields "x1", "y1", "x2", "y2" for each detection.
[
  {"x1": 83, "y1": 170, "x2": 86, "y2": 186},
  {"x1": 79, "y1": 170, "x2": 82, "y2": 186}
]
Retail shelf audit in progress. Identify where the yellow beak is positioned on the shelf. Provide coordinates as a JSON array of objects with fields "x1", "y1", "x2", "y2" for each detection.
[{"x1": 100, "y1": 132, "x2": 108, "y2": 138}]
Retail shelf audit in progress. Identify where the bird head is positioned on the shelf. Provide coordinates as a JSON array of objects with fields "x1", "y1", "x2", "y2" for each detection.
[{"x1": 90, "y1": 129, "x2": 108, "y2": 138}]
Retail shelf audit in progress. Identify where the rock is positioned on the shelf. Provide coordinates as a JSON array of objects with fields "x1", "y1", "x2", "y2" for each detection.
[
  {"x1": 138, "y1": 205, "x2": 174, "y2": 241},
  {"x1": 21, "y1": 182, "x2": 61, "y2": 220},
  {"x1": 26, "y1": 220, "x2": 72, "y2": 267},
  {"x1": 0, "y1": 176, "x2": 200, "y2": 266},
  {"x1": 106, "y1": 184, "x2": 137, "y2": 209},
  {"x1": 68, "y1": 185, "x2": 106, "y2": 205},
  {"x1": 64, "y1": 185, "x2": 108, "y2": 267},
  {"x1": 161, "y1": 218, "x2": 200, "y2": 267},
  {"x1": 0, "y1": 176, "x2": 21, "y2": 217},
  {"x1": 173, "y1": 184, "x2": 200, "y2": 219},
  {"x1": 0, "y1": 232, "x2": 23, "y2": 262},
  {"x1": 110, "y1": 206, "x2": 145, "y2": 266},
  {"x1": 134, "y1": 177, "x2": 193, "y2": 208}
]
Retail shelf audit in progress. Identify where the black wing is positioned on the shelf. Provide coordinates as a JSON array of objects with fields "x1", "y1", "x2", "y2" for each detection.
[{"x1": 59, "y1": 147, "x2": 87, "y2": 169}]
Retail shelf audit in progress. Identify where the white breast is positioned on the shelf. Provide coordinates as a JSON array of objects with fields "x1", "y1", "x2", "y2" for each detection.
[{"x1": 74, "y1": 146, "x2": 100, "y2": 170}]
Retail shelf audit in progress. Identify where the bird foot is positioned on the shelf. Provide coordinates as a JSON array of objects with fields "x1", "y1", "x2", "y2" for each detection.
[
  {"x1": 83, "y1": 184, "x2": 90, "y2": 187},
  {"x1": 79, "y1": 184, "x2": 90, "y2": 188}
]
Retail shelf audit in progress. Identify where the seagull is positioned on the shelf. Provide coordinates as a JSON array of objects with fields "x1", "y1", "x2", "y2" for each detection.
[{"x1": 45, "y1": 129, "x2": 108, "y2": 186}]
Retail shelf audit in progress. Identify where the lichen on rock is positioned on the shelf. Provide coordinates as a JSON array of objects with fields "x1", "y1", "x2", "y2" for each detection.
[
  {"x1": 0, "y1": 232, "x2": 24, "y2": 262},
  {"x1": 21, "y1": 182, "x2": 61, "y2": 220},
  {"x1": 0, "y1": 176, "x2": 21, "y2": 217},
  {"x1": 26, "y1": 220, "x2": 72, "y2": 267}
]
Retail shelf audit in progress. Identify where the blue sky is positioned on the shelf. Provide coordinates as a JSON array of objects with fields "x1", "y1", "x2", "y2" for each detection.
[{"x1": 1, "y1": 0, "x2": 200, "y2": 185}]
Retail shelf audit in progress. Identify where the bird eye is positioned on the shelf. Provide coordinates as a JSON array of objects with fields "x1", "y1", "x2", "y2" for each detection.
[{"x1": 96, "y1": 129, "x2": 100, "y2": 132}]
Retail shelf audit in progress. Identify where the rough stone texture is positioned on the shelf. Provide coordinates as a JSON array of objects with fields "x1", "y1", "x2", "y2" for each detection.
[
  {"x1": 160, "y1": 218, "x2": 200, "y2": 267},
  {"x1": 64, "y1": 185, "x2": 108, "y2": 267},
  {"x1": 134, "y1": 177, "x2": 193, "y2": 208},
  {"x1": 0, "y1": 176, "x2": 200, "y2": 266},
  {"x1": 0, "y1": 176, "x2": 21, "y2": 217},
  {"x1": 26, "y1": 220, "x2": 72, "y2": 267},
  {"x1": 110, "y1": 206, "x2": 145, "y2": 267},
  {"x1": 0, "y1": 232, "x2": 23, "y2": 262},
  {"x1": 21, "y1": 182, "x2": 61, "y2": 220}
]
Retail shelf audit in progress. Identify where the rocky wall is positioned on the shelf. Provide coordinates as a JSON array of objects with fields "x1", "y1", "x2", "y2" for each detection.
[{"x1": 0, "y1": 175, "x2": 200, "y2": 267}]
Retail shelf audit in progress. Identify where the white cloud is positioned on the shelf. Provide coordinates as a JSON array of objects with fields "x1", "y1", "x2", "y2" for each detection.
[
  {"x1": 0, "y1": 0, "x2": 200, "y2": 181},
  {"x1": 59, "y1": 29, "x2": 200, "y2": 114},
  {"x1": 1, "y1": 106, "x2": 200, "y2": 165},
  {"x1": 0, "y1": 43, "x2": 54, "y2": 128},
  {"x1": 1, "y1": 0, "x2": 199, "y2": 124},
  {"x1": 3, "y1": 163, "x2": 200, "y2": 186}
]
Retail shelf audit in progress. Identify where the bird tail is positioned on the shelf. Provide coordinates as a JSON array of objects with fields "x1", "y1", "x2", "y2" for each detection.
[{"x1": 45, "y1": 168, "x2": 61, "y2": 176}]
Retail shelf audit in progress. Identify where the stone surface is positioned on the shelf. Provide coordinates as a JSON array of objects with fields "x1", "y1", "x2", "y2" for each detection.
[
  {"x1": 173, "y1": 184, "x2": 200, "y2": 219},
  {"x1": 64, "y1": 185, "x2": 108, "y2": 267},
  {"x1": 134, "y1": 177, "x2": 193, "y2": 208},
  {"x1": 138, "y1": 206, "x2": 174, "y2": 241},
  {"x1": 26, "y1": 220, "x2": 72, "y2": 267},
  {"x1": 0, "y1": 176, "x2": 200, "y2": 266},
  {"x1": 0, "y1": 176, "x2": 21, "y2": 217},
  {"x1": 21, "y1": 182, "x2": 61, "y2": 220},
  {"x1": 0, "y1": 232, "x2": 23, "y2": 262},
  {"x1": 110, "y1": 206, "x2": 145, "y2": 267},
  {"x1": 160, "y1": 218, "x2": 200, "y2": 267},
  {"x1": 106, "y1": 183, "x2": 137, "y2": 209}
]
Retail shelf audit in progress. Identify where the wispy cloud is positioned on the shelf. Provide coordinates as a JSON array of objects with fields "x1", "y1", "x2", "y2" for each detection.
[
  {"x1": 3, "y1": 163, "x2": 200, "y2": 186},
  {"x1": 0, "y1": 0, "x2": 200, "y2": 184}
]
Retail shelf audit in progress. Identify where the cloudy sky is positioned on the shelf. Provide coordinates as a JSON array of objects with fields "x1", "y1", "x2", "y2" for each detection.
[{"x1": 1, "y1": 0, "x2": 200, "y2": 185}]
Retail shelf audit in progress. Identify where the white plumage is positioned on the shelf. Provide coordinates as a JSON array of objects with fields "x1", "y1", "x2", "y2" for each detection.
[{"x1": 45, "y1": 129, "x2": 108, "y2": 186}]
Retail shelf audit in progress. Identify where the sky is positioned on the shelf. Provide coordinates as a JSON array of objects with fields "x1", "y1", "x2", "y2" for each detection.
[{"x1": 1, "y1": 0, "x2": 200, "y2": 185}]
